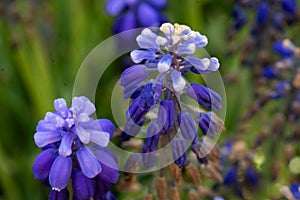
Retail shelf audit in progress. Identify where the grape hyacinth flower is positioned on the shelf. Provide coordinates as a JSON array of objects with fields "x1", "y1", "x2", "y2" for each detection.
[
  {"x1": 213, "y1": 140, "x2": 259, "y2": 199},
  {"x1": 105, "y1": 0, "x2": 167, "y2": 34},
  {"x1": 229, "y1": 0, "x2": 298, "y2": 69},
  {"x1": 281, "y1": 183, "x2": 300, "y2": 200},
  {"x1": 231, "y1": 0, "x2": 298, "y2": 34},
  {"x1": 33, "y1": 96, "x2": 119, "y2": 200},
  {"x1": 120, "y1": 23, "x2": 223, "y2": 170},
  {"x1": 246, "y1": 39, "x2": 300, "y2": 121}
]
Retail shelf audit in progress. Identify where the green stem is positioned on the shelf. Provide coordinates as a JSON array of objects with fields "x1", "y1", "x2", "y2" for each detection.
[{"x1": 0, "y1": 143, "x2": 21, "y2": 200}]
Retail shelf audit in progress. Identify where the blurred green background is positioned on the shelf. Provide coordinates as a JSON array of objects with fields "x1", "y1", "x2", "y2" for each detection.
[{"x1": 0, "y1": 0, "x2": 299, "y2": 199}]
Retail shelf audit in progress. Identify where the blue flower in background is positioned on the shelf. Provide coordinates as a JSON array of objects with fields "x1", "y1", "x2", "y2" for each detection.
[
  {"x1": 33, "y1": 96, "x2": 119, "y2": 200},
  {"x1": 120, "y1": 23, "x2": 223, "y2": 168},
  {"x1": 217, "y1": 140, "x2": 260, "y2": 198},
  {"x1": 273, "y1": 39, "x2": 297, "y2": 58},
  {"x1": 262, "y1": 40, "x2": 300, "y2": 103},
  {"x1": 282, "y1": 0, "x2": 297, "y2": 14},
  {"x1": 231, "y1": 0, "x2": 298, "y2": 35},
  {"x1": 232, "y1": 4, "x2": 247, "y2": 30},
  {"x1": 290, "y1": 183, "x2": 300, "y2": 199},
  {"x1": 105, "y1": 0, "x2": 167, "y2": 33}
]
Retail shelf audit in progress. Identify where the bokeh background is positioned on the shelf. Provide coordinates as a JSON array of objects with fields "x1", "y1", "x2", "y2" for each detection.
[{"x1": 1, "y1": 0, "x2": 300, "y2": 199}]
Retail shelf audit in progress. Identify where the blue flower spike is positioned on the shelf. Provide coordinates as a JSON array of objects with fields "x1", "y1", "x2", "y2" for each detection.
[
  {"x1": 120, "y1": 23, "x2": 223, "y2": 170},
  {"x1": 33, "y1": 96, "x2": 119, "y2": 199}
]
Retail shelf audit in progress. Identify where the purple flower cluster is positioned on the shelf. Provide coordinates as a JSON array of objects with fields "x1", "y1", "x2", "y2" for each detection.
[
  {"x1": 217, "y1": 140, "x2": 259, "y2": 199},
  {"x1": 232, "y1": 0, "x2": 298, "y2": 34},
  {"x1": 105, "y1": 0, "x2": 167, "y2": 33},
  {"x1": 120, "y1": 23, "x2": 223, "y2": 168},
  {"x1": 33, "y1": 96, "x2": 119, "y2": 200},
  {"x1": 262, "y1": 40, "x2": 300, "y2": 113}
]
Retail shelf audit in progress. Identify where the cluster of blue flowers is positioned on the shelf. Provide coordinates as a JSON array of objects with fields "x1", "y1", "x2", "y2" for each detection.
[
  {"x1": 261, "y1": 39, "x2": 300, "y2": 119},
  {"x1": 217, "y1": 140, "x2": 259, "y2": 199},
  {"x1": 229, "y1": 0, "x2": 299, "y2": 68},
  {"x1": 32, "y1": 14, "x2": 224, "y2": 200},
  {"x1": 33, "y1": 96, "x2": 119, "y2": 200},
  {"x1": 120, "y1": 23, "x2": 223, "y2": 168},
  {"x1": 105, "y1": 0, "x2": 167, "y2": 34},
  {"x1": 232, "y1": 0, "x2": 298, "y2": 34}
]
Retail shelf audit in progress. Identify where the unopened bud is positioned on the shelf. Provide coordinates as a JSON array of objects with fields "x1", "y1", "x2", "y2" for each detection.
[
  {"x1": 124, "y1": 153, "x2": 142, "y2": 173},
  {"x1": 172, "y1": 137, "x2": 187, "y2": 168},
  {"x1": 155, "y1": 177, "x2": 167, "y2": 200},
  {"x1": 284, "y1": 144, "x2": 295, "y2": 162},
  {"x1": 291, "y1": 101, "x2": 300, "y2": 115},
  {"x1": 204, "y1": 164, "x2": 223, "y2": 183},
  {"x1": 272, "y1": 114, "x2": 285, "y2": 134},
  {"x1": 295, "y1": 47, "x2": 300, "y2": 57},
  {"x1": 118, "y1": 175, "x2": 141, "y2": 193},
  {"x1": 143, "y1": 194, "x2": 153, "y2": 200},
  {"x1": 178, "y1": 111, "x2": 197, "y2": 143},
  {"x1": 209, "y1": 148, "x2": 221, "y2": 169},
  {"x1": 259, "y1": 128, "x2": 270, "y2": 140},
  {"x1": 191, "y1": 139, "x2": 211, "y2": 159},
  {"x1": 169, "y1": 187, "x2": 181, "y2": 200},
  {"x1": 231, "y1": 140, "x2": 247, "y2": 161},
  {"x1": 292, "y1": 70, "x2": 300, "y2": 89},
  {"x1": 185, "y1": 163, "x2": 201, "y2": 186},
  {"x1": 258, "y1": 50, "x2": 271, "y2": 63},
  {"x1": 188, "y1": 189, "x2": 199, "y2": 200},
  {"x1": 293, "y1": 125, "x2": 300, "y2": 137},
  {"x1": 197, "y1": 186, "x2": 215, "y2": 197},
  {"x1": 169, "y1": 163, "x2": 182, "y2": 185},
  {"x1": 272, "y1": 162, "x2": 281, "y2": 181}
]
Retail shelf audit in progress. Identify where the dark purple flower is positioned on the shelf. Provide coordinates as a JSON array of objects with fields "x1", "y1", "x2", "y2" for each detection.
[
  {"x1": 178, "y1": 111, "x2": 197, "y2": 143},
  {"x1": 121, "y1": 117, "x2": 144, "y2": 141},
  {"x1": 263, "y1": 65, "x2": 278, "y2": 79},
  {"x1": 120, "y1": 65, "x2": 149, "y2": 98},
  {"x1": 32, "y1": 148, "x2": 57, "y2": 181},
  {"x1": 256, "y1": 3, "x2": 269, "y2": 24},
  {"x1": 191, "y1": 138, "x2": 210, "y2": 161},
  {"x1": 172, "y1": 137, "x2": 187, "y2": 168},
  {"x1": 105, "y1": 0, "x2": 167, "y2": 34},
  {"x1": 187, "y1": 83, "x2": 222, "y2": 110},
  {"x1": 49, "y1": 156, "x2": 72, "y2": 191},
  {"x1": 195, "y1": 112, "x2": 217, "y2": 137},
  {"x1": 232, "y1": 5, "x2": 247, "y2": 30},
  {"x1": 126, "y1": 83, "x2": 162, "y2": 124},
  {"x1": 72, "y1": 170, "x2": 95, "y2": 200},
  {"x1": 282, "y1": 0, "x2": 297, "y2": 14},
  {"x1": 142, "y1": 146, "x2": 156, "y2": 168},
  {"x1": 272, "y1": 13, "x2": 285, "y2": 31},
  {"x1": 273, "y1": 40, "x2": 295, "y2": 57},
  {"x1": 157, "y1": 100, "x2": 175, "y2": 134},
  {"x1": 224, "y1": 166, "x2": 238, "y2": 185},
  {"x1": 141, "y1": 121, "x2": 161, "y2": 168},
  {"x1": 245, "y1": 167, "x2": 259, "y2": 186},
  {"x1": 270, "y1": 81, "x2": 291, "y2": 99},
  {"x1": 145, "y1": 121, "x2": 161, "y2": 151}
]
